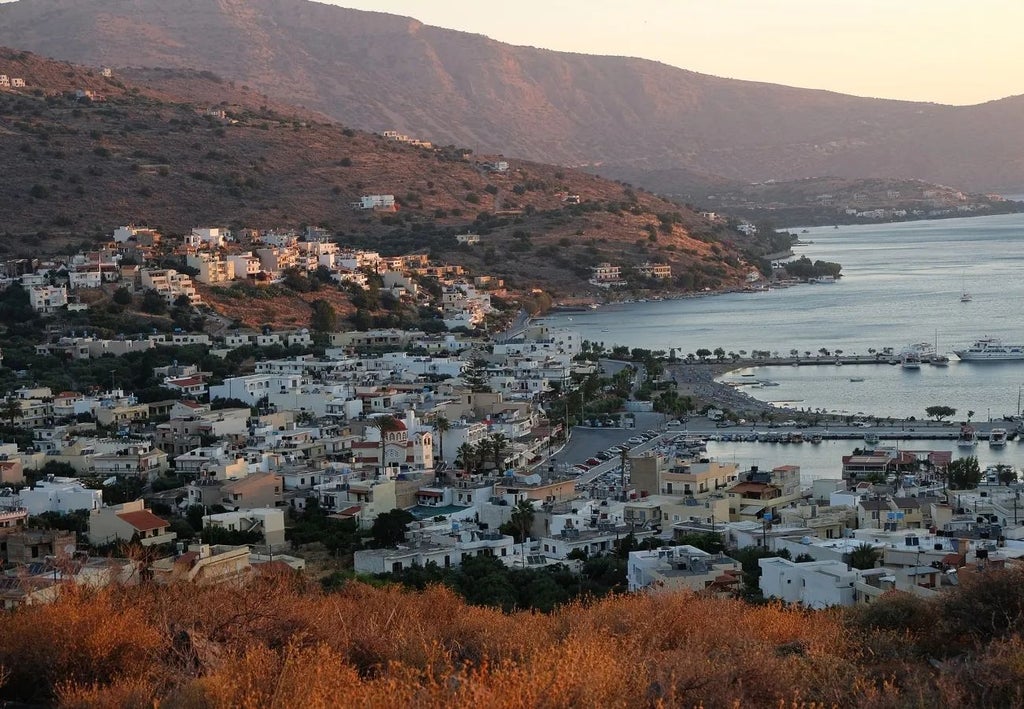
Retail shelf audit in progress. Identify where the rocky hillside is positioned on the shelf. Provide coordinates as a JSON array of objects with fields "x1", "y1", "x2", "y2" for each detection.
[
  {"x1": 1, "y1": 0, "x2": 1023, "y2": 192},
  {"x1": 0, "y1": 48, "x2": 759, "y2": 297}
]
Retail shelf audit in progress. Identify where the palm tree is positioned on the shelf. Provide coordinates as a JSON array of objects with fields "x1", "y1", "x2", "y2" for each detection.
[
  {"x1": 509, "y1": 498, "x2": 535, "y2": 543},
  {"x1": 455, "y1": 442, "x2": 478, "y2": 474},
  {"x1": 489, "y1": 433, "x2": 511, "y2": 472},
  {"x1": 366, "y1": 415, "x2": 400, "y2": 475},
  {"x1": 848, "y1": 543, "x2": 879, "y2": 570},
  {"x1": 1, "y1": 398, "x2": 22, "y2": 426},
  {"x1": 433, "y1": 416, "x2": 450, "y2": 464}
]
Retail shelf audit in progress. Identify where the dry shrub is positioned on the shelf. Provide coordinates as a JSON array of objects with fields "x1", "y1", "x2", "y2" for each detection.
[
  {"x1": 0, "y1": 585, "x2": 165, "y2": 703},
  {"x1": 3, "y1": 573, "x2": 1022, "y2": 708}
]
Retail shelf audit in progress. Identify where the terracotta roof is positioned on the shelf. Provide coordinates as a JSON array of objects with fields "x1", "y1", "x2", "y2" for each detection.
[
  {"x1": 116, "y1": 509, "x2": 169, "y2": 531},
  {"x1": 168, "y1": 376, "x2": 205, "y2": 387}
]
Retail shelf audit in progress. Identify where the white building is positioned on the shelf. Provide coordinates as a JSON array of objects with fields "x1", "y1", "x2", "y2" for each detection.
[
  {"x1": 226, "y1": 252, "x2": 262, "y2": 279},
  {"x1": 191, "y1": 227, "x2": 230, "y2": 247},
  {"x1": 139, "y1": 269, "x2": 200, "y2": 305},
  {"x1": 29, "y1": 285, "x2": 67, "y2": 314},
  {"x1": 627, "y1": 545, "x2": 742, "y2": 593},
  {"x1": 356, "y1": 194, "x2": 396, "y2": 210},
  {"x1": 202, "y1": 508, "x2": 286, "y2": 547},
  {"x1": 758, "y1": 557, "x2": 858, "y2": 608},
  {"x1": 19, "y1": 477, "x2": 102, "y2": 515},
  {"x1": 186, "y1": 253, "x2": 235, "y2": 284}
]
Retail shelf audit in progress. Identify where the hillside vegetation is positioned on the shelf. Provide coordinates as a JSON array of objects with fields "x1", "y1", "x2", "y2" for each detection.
[
  {"x1": 0, "y1": 48, "x2": 759, "y2": 297},
  {"x1": 3, "y1": 568, "x2": 1024, "y2": 708},
  {"x1": 2, "y1": 0, "x2": 1024, "y2": 191}
]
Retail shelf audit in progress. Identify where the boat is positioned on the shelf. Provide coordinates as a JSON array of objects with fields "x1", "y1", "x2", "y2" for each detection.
[
  {"x1": 849, "y1": 377, "x2": 865, "y2": 382},
  {"x1": 960, "y1": 272, "x2": 972, "y2": 302},
  {"x1": 927, "y1": 331, "x2": 950, "y2": 365},
  {"x1": 957, "y1": 424, "x2": 978, "y2": 448},
  {"x1": 954, "y1": 338, "x2": 1024, "y2": 361},
  {"x1": 788, "y1": 432, "x2": 804, "y2": 444},
  {"x1": 989, "y1": 428, "x2": 1008, "y2": 447},
  {"x1": 759, "y1": 381, "x2": 780, "y2": 387},
  {"x1": 863, "y1": 432, "x2": 879, "y2": 445},
  {"x1": 810, "y1": 434, "x2": 823, "y2": 444},
  {"x1": 900, "y1": 350, "x2": 921, "y2": 369}
]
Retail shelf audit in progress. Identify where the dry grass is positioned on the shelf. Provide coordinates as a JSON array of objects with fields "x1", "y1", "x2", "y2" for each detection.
[{"x1": 2, "y1": 569, "x2": 1022, "y2": 709}]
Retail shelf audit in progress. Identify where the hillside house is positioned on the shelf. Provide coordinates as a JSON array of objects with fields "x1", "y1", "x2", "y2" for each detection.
[
  {"x1": 355, "y1": 194, "x2": 396, "y2": 211},
  {"x1": 186, "y1": 253, "x2": 234, "y2": 284},
  {"x1": 226, "y1": 252, "x2": 261, "y2": 279},
  {"x1": 10, "y1": 78, "x2": 24, "y2": 88},
  {"x1": 88, "y1": 500, "x2": 175, "y2": 547},
  {"x1": 589, "y1": 263, "x2": 625, "y2": 287},
  {"x1": 635, "y1": 262, "x2": 672, "y2": 279},
  {"x1": 28, "y1": 285, "x2": 67, "y2": 314},
  {"x1": 140, "y1": 268, "x2": 200, "y2": 305},
  {"x1": 0, "y1": 76, "x2": 9, "y2": 87}
]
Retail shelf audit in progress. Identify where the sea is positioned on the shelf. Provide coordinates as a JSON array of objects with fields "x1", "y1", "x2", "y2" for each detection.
[{"x1": 541, "y1": 211, "x2": 1024, "y2": 473}]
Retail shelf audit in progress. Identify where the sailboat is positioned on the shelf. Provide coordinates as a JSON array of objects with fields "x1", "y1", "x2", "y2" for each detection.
[
  {"x1": 960, "y1": 273, "x2": 972, "y2": 302},
  {"x1": 931, "y1": 330, "x2": 949, "y2": 366}
]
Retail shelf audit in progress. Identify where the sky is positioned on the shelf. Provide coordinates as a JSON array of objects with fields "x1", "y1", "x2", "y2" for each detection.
[{"x1": 331, "y1": 0, "x2": 1024, "y2": 105}]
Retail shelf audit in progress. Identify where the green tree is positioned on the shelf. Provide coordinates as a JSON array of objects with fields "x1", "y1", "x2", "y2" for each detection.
[
  {"x1": 996, "y1": 464, "x2": 1018, "y2": 486},
  {"x1": 695, "y1": 348, "x2": 712, "y2": 361},
  {"x1": 925, "y1": 405, "x2": 956, "y2": 422},
  {"x1": 0, "y1": 398, "x2": 22, "y2": 426},
  {"x1": 112, "y1": 287, "x2": 132, "y2": 305},
  {"x1": 140, "y1": 289, "x2": 166, "y2": 314},
  {"x1": 432, "y1": 415, "x2": 450, "y2": 466},
  {"x1": 488, "y1": 433, "x2": 510, "y2": 471},
  {"x1": 462, "y1": 358, "x2": 492, "y2": 393},
  {"x1": 455, "y1": 442, "x2": 478, "y2": 473},
  {"x1": 948, "y1": 456, "x2": 982, "y2": 490},
  {"x1": 370, "y1": 508, "x2": 415, "y2": 547},
  {"x1": 309, "y1": 299, "x2": 338, "y2": 332},
  {"x1": 848, "y1": 543, "x2": 880, "y2": 570},
  {"x1": 507, "y1": 499, "x2": 535, "y2": 543}
]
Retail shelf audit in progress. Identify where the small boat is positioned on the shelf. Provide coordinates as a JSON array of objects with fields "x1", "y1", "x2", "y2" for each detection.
[
  {"x1": 989, "y1": 428, "x2": 1008, "y2": 447},
  {"x1": 864, "y1": 432, "x2": 879, "y2": 445},
  {"x1": 849, "y1": 377, "x2": 865, "y2": 382},
  {"x1": 810, "y1": 434, "x2": 823, "y2": 444},
  {"x1": 957, "y1": 425, "x2": 978, "y2": 448},
  {"x1": 759, "y1": 381, "x2": 780, "y2": 387},
  {"x1": 931, "y1": 354, "x2": 950, "y2": 366},
  {"x1": 901, "y1": 350, "x2": 921, "y2": 370},
  {"x1": 961, "y1": 273, "x2": 972, "y2": 302}
]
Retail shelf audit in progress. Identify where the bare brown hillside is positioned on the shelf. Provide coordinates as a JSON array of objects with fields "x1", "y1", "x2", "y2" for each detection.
[
  {"x1": 1, "y1": 0, "x2": 1023, "y2": 191},
  {"x1": 0, "y1": 48, "x2": 756, "y2": 298}
]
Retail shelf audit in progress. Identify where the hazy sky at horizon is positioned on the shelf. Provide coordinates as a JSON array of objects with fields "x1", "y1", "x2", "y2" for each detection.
[{"x1": 330, "y1": 0, "x2": 1023, "y2": 105}]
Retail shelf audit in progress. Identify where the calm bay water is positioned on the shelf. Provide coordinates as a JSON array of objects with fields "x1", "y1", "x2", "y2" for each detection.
[
  {"x1": 704, "y1": 437, "x2": 1024, "y2": 484},
  {"x1": 542, "y1": 211, "x2": 1024, "y2": 420}
]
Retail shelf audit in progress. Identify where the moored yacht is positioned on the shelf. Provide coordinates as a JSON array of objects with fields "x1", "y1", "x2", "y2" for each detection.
[
  {"x1": 989, "y1": 428, "x2": 1008, "y2": 447},
  {"x1": 900, "y1": 350, "x2": 921, "y2": 369},
  {"x1": 954, "y1": 338, "x2": 1024, "y2": 361}
]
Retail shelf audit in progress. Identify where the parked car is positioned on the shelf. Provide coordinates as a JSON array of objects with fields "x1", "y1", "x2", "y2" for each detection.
[
  {"x1": 585, "y1": 457, "x2": 601, "y2": 466},
  {"x1": 628, "y1": 436, "x2": 644, "y2": 444},
  {"x1": 595, "y1": 452, "x2": 613, "y2": 461}
]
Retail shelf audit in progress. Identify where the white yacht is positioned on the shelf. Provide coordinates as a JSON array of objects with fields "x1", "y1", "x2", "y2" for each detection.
[
  {"x1": 954, "y1": 338, "x2": 1024, "y2": 361},
  {"x1": 989, "y1": 428, "x2": 1008, "y2": 447},
  {"x1": 900, "y1": 350, "x2": 921, "y2": 369}
]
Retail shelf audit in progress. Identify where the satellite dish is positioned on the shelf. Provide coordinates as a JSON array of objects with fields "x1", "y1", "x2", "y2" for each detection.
[{"x1": 63, "y1": 543, "x2": 76, "y2": 555}]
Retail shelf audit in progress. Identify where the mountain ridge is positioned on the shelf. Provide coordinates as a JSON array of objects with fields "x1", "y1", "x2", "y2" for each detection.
[
  {"x1": 1, "y1": 0, "x2": 1023, "y2": 192},
  {"x1": 0, "y1": 47, "x2": 759, "y2": 301}
]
